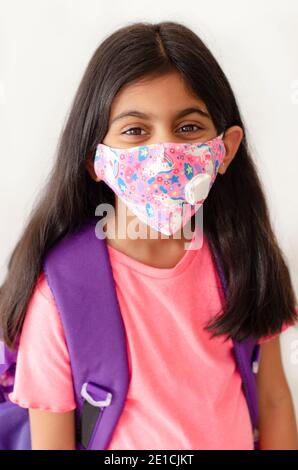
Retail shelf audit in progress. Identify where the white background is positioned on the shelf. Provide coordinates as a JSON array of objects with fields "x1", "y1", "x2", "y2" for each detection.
[{"x1": 1, "y1": 0, "x2": 298, "y2": 423}]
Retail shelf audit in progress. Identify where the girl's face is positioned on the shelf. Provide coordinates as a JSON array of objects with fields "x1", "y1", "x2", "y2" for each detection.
[
  {"x1": 102, "y1": 70, "x2": 218, "y2": 149},
  {"x1": 86, "y1": 70, "x2": 243, "y2": 236}
]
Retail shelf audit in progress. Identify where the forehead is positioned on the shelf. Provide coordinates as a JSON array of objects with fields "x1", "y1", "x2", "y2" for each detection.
[{"x1": 109, "y1": 71, "x2": 209, "y2": 120}]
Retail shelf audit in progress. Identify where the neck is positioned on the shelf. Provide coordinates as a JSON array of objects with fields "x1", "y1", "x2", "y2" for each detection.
[{"x1": 101, "y1": 197, "x2": 197, "y2": 268}]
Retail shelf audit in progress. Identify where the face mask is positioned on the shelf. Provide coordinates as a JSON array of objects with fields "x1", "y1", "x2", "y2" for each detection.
[{"x1": 94, "y1": 132, "x2": 226, "y2": 235}]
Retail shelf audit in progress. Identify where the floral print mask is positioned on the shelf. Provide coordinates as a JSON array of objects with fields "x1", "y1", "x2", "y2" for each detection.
[{"x1": 94, "y1": 132, "x2": 225, "y2": 235}]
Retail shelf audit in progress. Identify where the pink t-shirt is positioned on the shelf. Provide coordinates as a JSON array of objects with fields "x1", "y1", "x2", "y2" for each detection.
[{"x1": 8, "y1": 232, "x2": 291, "y2": 450}]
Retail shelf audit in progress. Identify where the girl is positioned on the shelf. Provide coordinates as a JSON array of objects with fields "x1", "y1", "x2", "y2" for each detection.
[{"x1": 1, "y1": 21, "x2": 298, "y2": 450}]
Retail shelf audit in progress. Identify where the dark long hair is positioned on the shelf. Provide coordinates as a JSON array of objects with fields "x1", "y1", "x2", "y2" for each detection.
[{"x1": 1, "y1": 21, "x2": 297, "y2": 348}]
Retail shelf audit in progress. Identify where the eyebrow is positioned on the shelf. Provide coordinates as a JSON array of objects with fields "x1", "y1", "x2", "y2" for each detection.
[{"x1": 110, "y1": 106, "x2": 211, "y2": 125}]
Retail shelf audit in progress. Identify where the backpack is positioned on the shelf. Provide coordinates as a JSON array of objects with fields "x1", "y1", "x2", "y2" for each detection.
[{"x1": 0, "y1": 216, "x2": 260, "y2": 450}]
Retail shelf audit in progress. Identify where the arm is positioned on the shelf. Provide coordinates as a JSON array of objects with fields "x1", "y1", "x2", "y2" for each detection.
[
  {"x1": 256, "y1": 336, "x2": 298, "y2": 450},
  {"x1": 29, "y1": 408, "x2": 76, "y2": 450}
]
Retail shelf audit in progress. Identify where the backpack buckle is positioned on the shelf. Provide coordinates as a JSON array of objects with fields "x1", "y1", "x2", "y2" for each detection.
[
  {"x1": 251, "y1": 344, "x2": 261, "y2": 374},
  {"x1": 80, "y1": 382, "x2": 112, "y2": 408}
]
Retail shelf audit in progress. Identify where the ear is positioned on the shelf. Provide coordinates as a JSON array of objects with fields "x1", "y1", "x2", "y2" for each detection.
[
  {"x1": 86, "y1": 153, "x2": 101, "y2": 182},
  {"x1": 218, "y1": 125, "x2": 244, "y2": 175}
]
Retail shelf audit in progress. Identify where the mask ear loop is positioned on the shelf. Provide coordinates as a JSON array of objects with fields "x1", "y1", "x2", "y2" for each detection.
[{"x1": 218, "y1": 131, "x2": 226, "y2": 170}]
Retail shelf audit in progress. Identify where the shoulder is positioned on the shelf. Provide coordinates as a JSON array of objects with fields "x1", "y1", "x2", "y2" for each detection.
[
  {"x1": 19, "y1": 272, "x2": 69, "y2": 360},
  {"x1": 21, "y1": 271, "x2": 62, "y2": 340},
  {"x1": 35, "y1": 271, "x2": 56, "y2": 305}
]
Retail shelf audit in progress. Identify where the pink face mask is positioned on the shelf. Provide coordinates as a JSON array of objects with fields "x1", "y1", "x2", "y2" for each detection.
[{"x1": 94, "y1": 132, "x2": 226, "y2": 235}]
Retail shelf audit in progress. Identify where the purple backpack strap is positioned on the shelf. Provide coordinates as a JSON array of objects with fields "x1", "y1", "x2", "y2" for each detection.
[
  {"x1": 210, "y1": 243, "x2": 260, "y2": 450},
  {"x1": 43, "y1": 216, "x2": 130, "y2": 450}
]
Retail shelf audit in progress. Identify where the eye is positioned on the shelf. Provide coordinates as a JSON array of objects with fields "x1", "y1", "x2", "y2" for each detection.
[
  {"x1": 177, "y1": 124, "x2": 202, "y2": 133},
  {"x1": 121, "y1": 127, "x2": 146, "y2": 136},
  {"x1": 121, "y1": 123, "x2": 203, "y2": 136}
]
